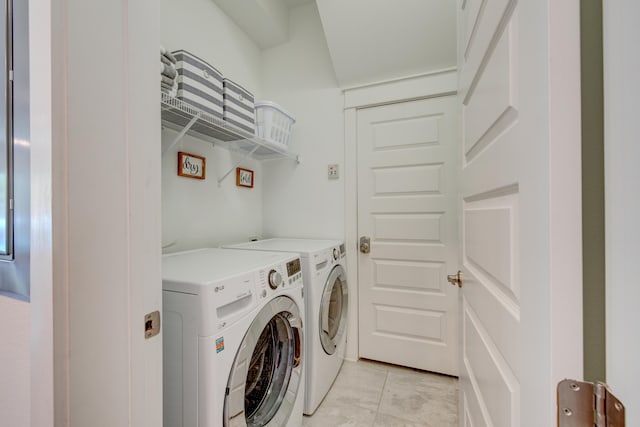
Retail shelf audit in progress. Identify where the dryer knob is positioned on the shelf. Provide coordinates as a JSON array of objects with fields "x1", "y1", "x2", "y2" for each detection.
[
  {"x1": 268, "y1": 270, "x2": 283, "y2": 289},
  {"x1": 333, "y1": 248, "x2": 339, "y2": 261}
]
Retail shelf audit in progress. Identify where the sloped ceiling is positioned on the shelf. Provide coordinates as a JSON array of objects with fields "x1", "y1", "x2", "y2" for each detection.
[
  {"x1": 316, "y1": 0, "x2": 457, "y2": 87},
  {"x1": 282, "y1": 0, "x2": 314, "y2": 6},
  {"x1": 212, "y1": 0, "x2": 457, "y2": 87},
  {"x1": 213, "y1": 0, "x2": 292, "y2": 49}
]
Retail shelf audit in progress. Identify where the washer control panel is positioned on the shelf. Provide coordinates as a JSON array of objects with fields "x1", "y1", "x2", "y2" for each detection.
[
  {"x1": 287, "y1": 258, "x2": 301, "y2": 277},
  {"x1": 286, "y1": 258, "x2": 302, "y2": 285},
  {"x1": 256, "y1": 258, "x2": 303, "y2": 300},
  {"x1": 268, "y1": 269, "x2": 283, "y2": 289}
]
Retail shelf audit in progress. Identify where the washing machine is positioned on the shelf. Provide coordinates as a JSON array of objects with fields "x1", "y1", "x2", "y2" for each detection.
[
  {"x1": 162, "y1": 248, "x2": 305, "y2": 427},
  {"x1": 224, "y1": 239, "x2": 348, "y2": 415}
]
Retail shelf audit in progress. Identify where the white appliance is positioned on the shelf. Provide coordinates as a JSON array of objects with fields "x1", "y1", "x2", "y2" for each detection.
[
  {"x1": 224, "y1": 239, "x2": 348, "y2": 415},
  {"x1": 162, "y1": 248, "x2": 305, "y2": 427}
]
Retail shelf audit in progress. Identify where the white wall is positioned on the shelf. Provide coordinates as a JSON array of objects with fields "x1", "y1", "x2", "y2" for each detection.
[
  {"x1": 161, "y1": 0, "x2": 267, "y2": 251},
  {"x1": 161, "y1": 1, "x2": 345, "y2": 249},
  {"x1": 261, "y1": 3, "x2": 345, "y2": 240},
  {"x1": 0, "y1": 296, "x2": 30, "y2": 427},
  {"x1": 161, "y1": 0, "x2": 263, "y2": 99}
]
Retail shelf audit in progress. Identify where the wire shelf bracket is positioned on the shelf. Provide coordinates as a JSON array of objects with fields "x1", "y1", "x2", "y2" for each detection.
[{"x1": 160, "y1": 93, "x2": 300, "y2": 183}]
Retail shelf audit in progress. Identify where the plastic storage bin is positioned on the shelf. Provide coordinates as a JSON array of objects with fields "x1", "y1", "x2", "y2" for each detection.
[
  {"x1": 173, "y1": 50, "x2": 224, "y2": 120},
  {"x1": 254, "y1": 101, "x2": 295, "y2": 150}
]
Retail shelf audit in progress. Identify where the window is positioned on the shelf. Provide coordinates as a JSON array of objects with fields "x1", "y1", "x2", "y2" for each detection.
[
  {"x1": 0, "y1": 0, "x2": 11, "y2": 260},
  {"x1": 0, "y1": 0, "x2": 29, "y2": 301},
  {"x1": 0, "y1": 2, "x2": 13, "y2": 259}
]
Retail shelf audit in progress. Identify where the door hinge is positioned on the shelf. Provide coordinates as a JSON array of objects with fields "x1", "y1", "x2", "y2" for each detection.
[{"x1": 558, "y1": 379, "x2": 625, "y2": 427}]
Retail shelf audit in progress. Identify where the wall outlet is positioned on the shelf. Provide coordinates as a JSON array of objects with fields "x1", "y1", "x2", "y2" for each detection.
[{"x1": 328, "y1": 164, "x2": 339, "y2": 179}]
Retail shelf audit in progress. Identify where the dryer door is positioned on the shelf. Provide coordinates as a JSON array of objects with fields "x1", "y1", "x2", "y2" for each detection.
[
  {"x1": 319, "y1": 264, "x2": 348, "y2": 355},
  {"x1": 225, "y1": 295, "x2": 303, "y2": 427}
]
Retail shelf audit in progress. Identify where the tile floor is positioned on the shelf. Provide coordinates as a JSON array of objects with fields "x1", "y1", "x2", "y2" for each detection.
[{"x1": 302, "y1": 359, "x2": 458, "y2": 427}]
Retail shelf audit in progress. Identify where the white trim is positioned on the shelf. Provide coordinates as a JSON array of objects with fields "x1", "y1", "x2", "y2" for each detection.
[
  {"x1": 51, "y1": 0, "x2": 71, "y2": 424},
  {"x1": 343, "y1": 73, "x2": 458, "y2": 362},
  {"x1": 341, "y1": 67, "x2": 457, "y2": 93},
  {"x1": 343, "y1": 68, "x2": 458, "y2": 109},
  {"x1": 344, "y1": 107, "x2": 358, "y2": 361},
  {"x1": 30, "y1": 0, "x2": 54, "y2": 424},
  {"x1": 548, "y1": 0, "x2": 584, "y2": 397}
]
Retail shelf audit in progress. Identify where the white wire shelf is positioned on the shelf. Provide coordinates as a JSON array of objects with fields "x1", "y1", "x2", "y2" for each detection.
[{"x1": 160, "y1": 92, "x2": 300, "y2": 164}]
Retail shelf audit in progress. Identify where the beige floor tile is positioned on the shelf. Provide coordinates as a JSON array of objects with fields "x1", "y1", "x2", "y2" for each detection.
[
  {"x1": 319, "y1": 360, "x2": 389, "y2": 412},
  {"x1": 373, "y1": 412, "x2": 429, "y2": 427},
  {"x1": 377, "y1": 370, "x2": 458, "y2": 426},
  {"x1": 303, "y1": 359, "x2": 459, "y2": 427},
  {"x1": 302, "y1": 398, "x2": 377, "y2": 427}
]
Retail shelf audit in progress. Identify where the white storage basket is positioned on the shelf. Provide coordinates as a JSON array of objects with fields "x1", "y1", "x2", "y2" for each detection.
[{"x1": 254, "y1": 101, "x2": 295, "y2": 150}]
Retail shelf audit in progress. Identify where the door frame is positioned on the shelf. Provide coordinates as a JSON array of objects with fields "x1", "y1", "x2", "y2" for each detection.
[
  {"x1": 604, "y1": 0, "x2": 640, "y2": 422},
  {"x1": 30, "y1": 0, "x2": 54, "y2": 424},
  {"x1": 343, "y1": 68, "x2": 457, "y2": 361}
]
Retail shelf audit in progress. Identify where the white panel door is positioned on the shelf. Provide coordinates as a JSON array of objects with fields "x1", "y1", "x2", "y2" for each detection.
[
  {"x1": 457, "y1": 0, "x2": 582, "y2": 426},
  {"x1": 357, "y1": 95, "x2": 459, "y2": 376}
]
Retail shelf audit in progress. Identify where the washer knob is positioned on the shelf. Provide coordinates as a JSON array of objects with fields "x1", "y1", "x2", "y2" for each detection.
[
  {"x1": 333, "y1": 248, "x2": 339, "y2": 260},
  {"x1": 268, "y1": 270, "x2": 283, "y2": 289}
]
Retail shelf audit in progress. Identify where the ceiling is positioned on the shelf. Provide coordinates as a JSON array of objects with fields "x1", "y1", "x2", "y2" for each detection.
[
  {"x1": 212, "y1": 0, "x2": 457, "y2": 87},
  {"x1": 316, "y1": 0, "x2": 457, "y2": 87},
  {"x1": 282, "y1": 0, "x2": 314, "y2": 7}
]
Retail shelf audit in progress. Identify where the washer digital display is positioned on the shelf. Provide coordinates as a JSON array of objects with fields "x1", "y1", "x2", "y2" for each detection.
[{"x1": 286, "y1": 258, "x2": 301, "y2": 277}]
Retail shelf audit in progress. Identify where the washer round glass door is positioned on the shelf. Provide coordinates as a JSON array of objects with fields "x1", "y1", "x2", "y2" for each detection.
[
  {"x1": 225, "y1": 296, "x2": 303, "y2": 427},
  {"x1": 319, "y1": 264, "x2": 348, "y2": 355}
]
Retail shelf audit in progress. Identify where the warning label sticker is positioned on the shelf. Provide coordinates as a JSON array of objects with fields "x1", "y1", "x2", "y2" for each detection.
[{"x1": 216, "y1": 337, "x2": 224, "y2": 353}]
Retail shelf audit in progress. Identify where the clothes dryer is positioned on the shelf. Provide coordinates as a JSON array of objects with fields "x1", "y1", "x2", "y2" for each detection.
[
  {"x1": 162, "y1": 248, "x2": 305, "y2": 427},
  {"x1": 224, "y1": 239, "x2": 348, "y2": 415}
]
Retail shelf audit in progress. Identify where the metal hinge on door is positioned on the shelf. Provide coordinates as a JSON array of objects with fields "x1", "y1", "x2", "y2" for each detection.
[{"x1": 557, "y1": 379, "x2": 625, "y2": 426}]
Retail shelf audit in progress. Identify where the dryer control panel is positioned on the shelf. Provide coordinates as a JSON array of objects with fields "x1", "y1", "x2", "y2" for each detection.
[{"x1": 314, "y1": 245, "x2": 346, "y2": 276}]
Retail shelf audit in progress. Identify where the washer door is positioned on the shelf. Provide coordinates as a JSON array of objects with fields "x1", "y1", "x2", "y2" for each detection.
[
  {"x1": 319, "y1": 264, "x2": 348, "y2": 355},
  {"x1": 225, "y1": 296, "x2": 303, "y2": 427}
]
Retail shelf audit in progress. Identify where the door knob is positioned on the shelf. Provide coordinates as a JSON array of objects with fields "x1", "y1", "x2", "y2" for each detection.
[
  {"x1": 360, "y1": 236, "x2": 371, "y2": 254},
  {"x1": 447, "y1": 271, "x2": 463, "y2": 288}
]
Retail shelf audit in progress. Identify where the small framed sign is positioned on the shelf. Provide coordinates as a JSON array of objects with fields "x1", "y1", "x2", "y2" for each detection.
[
  {"x1": 178, "y1": 152, "x2": 206, "y2": 180},
  {"x1": 236, "y1": 167, "x2": 254, "y2": 188}
]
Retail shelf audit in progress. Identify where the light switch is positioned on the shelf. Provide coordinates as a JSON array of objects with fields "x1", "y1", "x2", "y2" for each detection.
[{"x1": 328, "y1": 164, "x2": 339, "y2": 179}]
